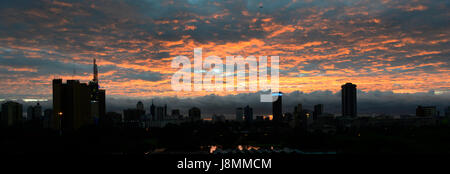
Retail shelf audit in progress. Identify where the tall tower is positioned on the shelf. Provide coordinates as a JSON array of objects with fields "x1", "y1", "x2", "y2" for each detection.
[
  {"x1": 342, "y1": 83, "x2": 357, "y2": 117},
  {"x1": 93, "y1": 58, "x2": 98, "y2": 83},
  {"x1": 88, "y1": 58, "x2": 105, "y2": 124},
  {"x1": 272, "y1": 92, "x2": 283, "y2": 121},
  {"x1": 150, "y1": 100, "x2": 155, "y2": 121},
  {"x1": 244, "y1": 105, "x2": 253, "y2": 123}
]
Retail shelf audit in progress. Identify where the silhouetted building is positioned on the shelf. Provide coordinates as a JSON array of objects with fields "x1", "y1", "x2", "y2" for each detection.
[
  {"x1": 244, "y1": 105, "x2": 253, "y2": 123},
  {"x1": 150, "y1": 100, "x2": 156, "y2": 121},
  {"x1": 52, "y1": 58, "x2": 106, "y2": 131},
  {"x1": 137, "y1": 101, "x2": 144, "y2": 111},
  {"x1": 189, "y1": 107, "x2": 201, "y2": 122},
  {"x1": 342, "y1": 83, "x2": 357, "y2": 117},
  {"x1": 416, "y1": 106, "x2": 438, "y2": 117},
  {"x1": 88, "y1": 58, "x2": 106, "y2": 124},
  {"x1": 27, "y1": 102, "x2": 42, "y2": 120},
  {"x1": 43, "y1": 109, "x2": 52, "y2": 128},
  {"x1": 272, "y1": 92, "x2": 283, "y2": 121},
  {"x1": 122, "y1": 108, "x2": 142, "y2": 128},
  {"x1": 156, "y1": 106, "x2": 164, "y2": 121},
  {"x1": 123, "y1": 102, "x2": 145, "y2": 122},
  {"x1": 446, "y1": 106, "x2": 450, "y2": 117},
  {"x1": 53, "y1": 79, "x2": 92, "y2": 131},
  {"x1": 293, "y1": 104, "x2": 308, "y2": 130},
  {"x1": 313, "y1": 104, "x2": 323, "y2": 120},
  {"x1": 164, "y1": 104, "x2": 167, "y2": 119},
  {"x1": 294, "y1": 104, "x2": 302, "y2": 113},
  {"x1": 1, "y1": 101, "x2": 23, "y2": 127},
  {"x1": 236, "y1": 107, "x2": 243, "y2": 121}
]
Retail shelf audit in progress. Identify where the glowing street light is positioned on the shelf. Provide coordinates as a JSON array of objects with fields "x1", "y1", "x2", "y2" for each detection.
[{"x1": 57, "y1": 112, "x2": 63, "y2": 135}]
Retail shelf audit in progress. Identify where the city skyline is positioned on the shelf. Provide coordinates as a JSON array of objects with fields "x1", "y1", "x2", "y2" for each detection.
[
  {"x1": 1, "y1": 86, "x2": 449, "y2": 117},
  {"x1": 1, "y1": 0, "x2": 450, "y2": 169}
]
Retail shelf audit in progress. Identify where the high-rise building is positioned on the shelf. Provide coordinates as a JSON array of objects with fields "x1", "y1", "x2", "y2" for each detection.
[
  {"x1": 313, "y1": 104, "x2": 323, "y2": 120},
  {"x1": 88, "y1": 58, "x2": 105, "y2": 124},
  {"x1": 52, "y1": 58, "x2": 106, "y2": 131},
  {"x1": 188, "y1": 107, "x2": 201, "y2": 122},
  {"x1": 244, "y1": 105, "x2": 253, "y2": 123},
  {"x1": 156, "y1": 106, "x2": 165, "y2": 121},
  {"x1": 27, "y1": 102, "x2": 42, "y2": 121},
  {"x1": 235, "y1": 107, "x2": 243, "y2": 121},
  {"x1": 164, "y1": 104, "x2": 167, "y2": 118},
  {"x1": 293, "y1": 103, "x2": 308, "y2": 129},
  {"x1": 124, "y1": 101, "x2": 146, "y2": 122},
  {"x1": 53, "y1": 79, "x2": 92, "y2": 131},
  {"x1": 43, "y1": 109, "x2": 52, "y2": 128},
  {"x1": 416, "y1": 106, "x2": 438, "y2": 117},
  {"x1": 272, "y1": 92, "x2": 283, "y2": 121},
  {"x1": 294, "y1": 104, "x2": 302, "y2": 114},
  {"x1": 446, "y1": 106, "x2": 450, "y2": 117},
  {"x1": 150, "y1": 100, "x2": 156, "y2": 121},
  {"x1": 342, "y1": 83, "x2": 357, "y2": 117},
  {"x1": 137, "y1": 101, "x2": 144, "y2": 111},
  {"x1": 1, "y1": 101, "x2": 23, "y2": 127}
]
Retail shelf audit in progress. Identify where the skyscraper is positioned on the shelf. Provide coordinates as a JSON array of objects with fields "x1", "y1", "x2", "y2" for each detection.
[
  {"x1": 244, "y1": 105, "x2": 253, "y2": 123},
  {"x1": 235, "y1": 107, "x2": 243, "y2": 121},
  {"x1": 88, "y1": 58, "x2": 106, "y2": 124},
  {"x1": 137, "y1": 101, "x2": 144, "y2": 111},
  {"x1": 43, "y1": 108, "x2": 52, "y2": 128},
  {"x1": 272, "y1": 92, "x2": 283, "y2": 121},
  {"x1": 294, "y1": 104, "x2": 302, "y2": 114},
  {"x1": 341, "y1": 83, "x2": 357, "y2": 117},
  {"x1": 164, "y1": 104, "x2": 167, "y2": 118},
  {"x1": 27, "y1": 102, "x2": 42, "y2": 121},
  {"x1": 293, "y1": 103, "x2": 308, "y2": 129},
  {"x1": 446, "y1": 106, "x2": 450, "y2": 117},
  {"x1": 188, "y1": 107, "x2": 201, "y2": 122},
  {"x1": 156, "y1": 106, "x2": 165, "y2": 121},
  {"x1": 1, "y1": 101, "x2": 23, "y2": 127},
  {"x1": 123, "y1": 107, "x2": 145, "y2": 121},
  {"x1": 150, "y1": 100, "x2": 155, "y2": 121},
  {"x1": 313, "y1": 104, "x2": 323, "y2": 120},
  {"x1": 53, "y1": 79, "x2": 92, "y2": 131},
  {"x1": 52, "y1": 58, "x2": 106, "y2": 131}
]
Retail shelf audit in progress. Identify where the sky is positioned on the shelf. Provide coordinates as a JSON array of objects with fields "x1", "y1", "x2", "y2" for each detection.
[{"x1": 0, "y1": 0, "x2": 449, "y2": 115}]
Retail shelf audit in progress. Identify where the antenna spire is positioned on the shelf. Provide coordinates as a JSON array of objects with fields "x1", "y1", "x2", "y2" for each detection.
[{"x1": 93, "y1": 58, "x2": 98, "y2": 82}]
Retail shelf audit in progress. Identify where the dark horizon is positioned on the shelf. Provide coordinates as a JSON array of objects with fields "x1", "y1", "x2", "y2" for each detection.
[{"x1": 4, "y1": 88, "x2": 449, "y2": 118}]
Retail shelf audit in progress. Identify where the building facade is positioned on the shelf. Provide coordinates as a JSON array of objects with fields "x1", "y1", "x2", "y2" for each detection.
[
  {"x1": 272, "y1": 92, "x2": 283, "y2": 121},
  {"x1": 52, "y1": 58, "x2": 106, "y2": 131},
  {"x1": 342, "y1": 83, "x2": 357, "y2": 117},
  {"x1": 1, "y1": 101, "x2": 23, "y2": 127}
]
